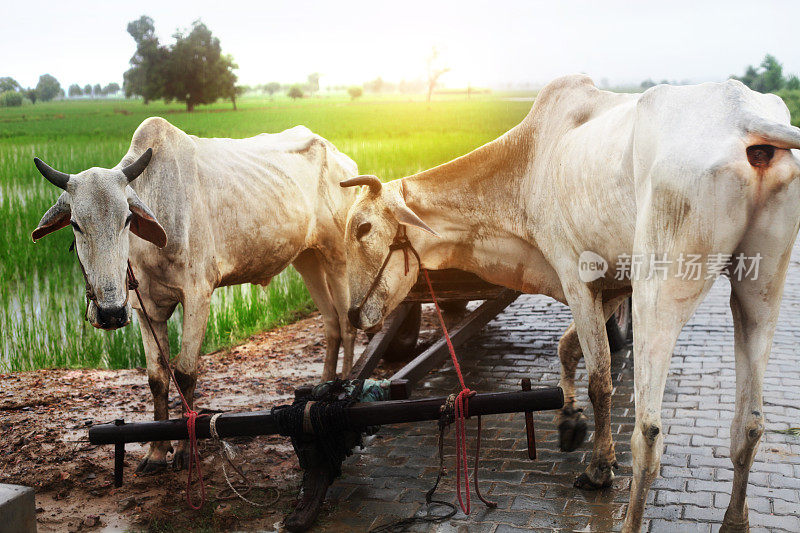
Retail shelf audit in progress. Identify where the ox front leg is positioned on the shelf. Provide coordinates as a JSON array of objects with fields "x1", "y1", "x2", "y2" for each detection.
[
  {"x1": 722, "y1": 251, "x2": 791, "y2": 532},
  {"x1": 135, "y1": 310, "x2": 173, "y2": 474},
  {"x1": 172, "y1": 294, "x2": 212, "y2": 471},
  {"x1": 324, "y1": 264, "x2": 356, "y2": 377},
  {"x1": 562, "y1": 284, "x2": 617, "y2": 490},
  {"x1": 293, "y1": 252, "x2": 343, "y2": 381}
]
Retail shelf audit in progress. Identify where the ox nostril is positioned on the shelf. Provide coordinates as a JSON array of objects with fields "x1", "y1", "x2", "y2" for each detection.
[
  {"x1": 97, "y1": 306, "x2": 127, "y2": 327},
  {"x1": 347, "y1": 308, "x2": 362, "y2": 329}
]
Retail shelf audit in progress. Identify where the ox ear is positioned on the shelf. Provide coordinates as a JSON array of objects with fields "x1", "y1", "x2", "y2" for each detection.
[
  {"x1": 389, "y1": 195, "x2": 439, "y2": 237},
  {"x1": 127, "y1": 189, "x2": 167, "y2": 248},
  {"x1": 32, "y1": 192, "x2": 71, "y2": 242}
]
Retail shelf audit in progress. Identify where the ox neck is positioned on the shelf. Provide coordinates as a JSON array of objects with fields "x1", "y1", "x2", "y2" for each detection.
[{"x1": 397, "y1": 123, "x2": 532, "y2": 273}]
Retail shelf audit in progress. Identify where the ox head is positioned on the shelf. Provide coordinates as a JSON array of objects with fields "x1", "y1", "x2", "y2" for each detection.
[
  {"x1": 340, "y1": 176, "x2": 438, "y2": 330},
  {"x1": 31, "y1": 149, "x2": 166, "y2": 330}
]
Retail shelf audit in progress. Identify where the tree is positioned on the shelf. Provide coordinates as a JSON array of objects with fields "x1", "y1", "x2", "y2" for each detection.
[
  {"x1": 759, "y1": 55, "x2": 784, "y2": 93},
  {"x1": 306, "y1": 72, "x2": 320, "y2": 95},
  {"x1": 288, "y1": 85, "x2": 303, "y2": 100},
  {"x1": 0, "y1": 77, "x2": 21, "y2": 93},
  {"x1": 68, "y1": 84, "x2": 83, "y2": 97},
  {"x1": 83, "y1": 83, "x2": 92, "y2": 96},
  {"x1": 123, "y1": 15, "x2": 168, "y2": 103},
  {"x1": 264, "y1": 82, "x2": 280, "y2": 96},
  {"x1": 36, "y1": 74, "x2": 61, "y2": 102},
  {"x1": 123, "y1": 16, "x2": 238, "y2": 111},
  {"x1": 162, "y1": 21, "x2": 238, "y2": 112},
  {"x1": 103, "y1": 82, "x2": 121, "y2": 95},
  {"x1": 787, "y1": 75, "x2": 800, "y2": 91},
  {"x1": 93, "y1": 83, "x2": 102, "y2": 97},
  {"x1": 24, "y1": 88, "x2": 37, "y2": 104},
  {"x1": 227, "y1": 84, "x2": 245, "y2": 110},
  {"x1": 364, "y1": 76, "x2": 385, "y2": 93},
  {"x1": 347, "y1": 86, "x2": 363, "y2": 100},
  {"x1": 736, "y1": 65, "x2": 759, "y2": 89},
  {"x1": 640, "y1": 79, "x2": 656, "y2": 89},
  {"x1": 426, "y1": 46, "x2": 450, "y2": 102},
  {"x1": 734, "y1": 54, "x2": 789, "y2": 93}
]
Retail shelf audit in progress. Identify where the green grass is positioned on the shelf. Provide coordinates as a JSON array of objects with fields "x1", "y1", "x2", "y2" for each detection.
[{"x1": 0, "y1": 93, "x2": 532, "y2": 371}]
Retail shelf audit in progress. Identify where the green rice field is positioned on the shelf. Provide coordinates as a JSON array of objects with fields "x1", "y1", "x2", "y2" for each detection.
[{"x1": 0, "y1": 94, "x2": 534, "y2": 371}]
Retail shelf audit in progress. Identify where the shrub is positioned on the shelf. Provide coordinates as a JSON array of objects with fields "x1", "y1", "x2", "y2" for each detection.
[
  {"x1": 348, "y1": 86, "x2": 363, "y2": 100},
  {"x1": 777, "y1": 89, "x2": 800, "y2": 127},
  {"x1": 288, "y1": 85, "x2": 304, "y2": 100},
  {"x1": 0, "y1": 90, "x2": 23, "y2": 107}
]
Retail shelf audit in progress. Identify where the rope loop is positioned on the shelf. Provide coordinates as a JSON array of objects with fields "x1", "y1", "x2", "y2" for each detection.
[{"x1": 421, "y1": 268, "x2": 491, "y2": 515}]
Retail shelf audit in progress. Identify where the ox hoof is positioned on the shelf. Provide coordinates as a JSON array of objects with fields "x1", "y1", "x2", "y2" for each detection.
[
  {"x1": 720, "y1": 521, "x2": 749, "y2": 533},
  {"x1": 558, "y1": 408, "x2": 588, "y2": 452},
  {"x1": 135, "y1": 457, "x2": 168, "y2": 474},
  {"x1": 172, "y1": 448, "x2": 191, "y2": 471},
  {"x1": 574, "y1": 471, "x2": 613, "y2": 490},
  {"x1": 721, "y1": 508, "x2": 749, "y2": 533}
]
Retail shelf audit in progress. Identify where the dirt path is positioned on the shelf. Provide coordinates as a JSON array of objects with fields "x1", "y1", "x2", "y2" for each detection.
[{"x1": 0, "y1": 309, "x2": 443, "y2": 532}]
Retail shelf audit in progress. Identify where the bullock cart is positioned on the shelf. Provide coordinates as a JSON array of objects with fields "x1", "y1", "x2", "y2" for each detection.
[{"x1": 88, "y1": 269, "x2": 631, "y2": 531}]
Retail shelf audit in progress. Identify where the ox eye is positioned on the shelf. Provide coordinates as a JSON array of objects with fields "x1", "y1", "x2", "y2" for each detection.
[
  {"x1": 356, "y1": 222, "x2": 372, "y2": 240},
  {"x1": 70, "y1": 220, "x2": 82, "y2": 234}
]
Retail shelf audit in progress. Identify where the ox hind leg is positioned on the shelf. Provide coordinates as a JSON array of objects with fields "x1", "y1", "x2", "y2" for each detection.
[
  {"x1": 172, "y1": 291, "x2": 213, "y2": 470},
  {"x1": 557, "y1": 293, "x2": 631, "y2": 453},
  {"x1": 134, "y1": 300, "x2": 177, "y2": 474},
  {"x1": 721, "y1": 239, "x2": 793, "y2": 531},
  {"x1": 293, "y1": 250, "x2": 345, "y2": 381},
  {"x1": 622, "y1": 275, "x2": 714, "y2": 532},
  {"x1": 555, "y1": 322, "x2": 587, "y2": 452}
]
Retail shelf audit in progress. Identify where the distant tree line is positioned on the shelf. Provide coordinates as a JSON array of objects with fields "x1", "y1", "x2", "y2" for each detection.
[
  {"x1": 123, "y1": 16, "x2": 239, "y2": 112},
  {"x1": 249, "y1": 73, "x2": 321, "y2": 100},
  {"x1": 245, "y1": 46, "x2": 449, "y2": 102},
  {"x1": 639, "y1": 55, "x2": 800, "y2": 94},
  {"x1": 640, "y1": 78, "x2": 691, "y2": 89},
  {"x1": 0, "y1": 74, "x2": 65, "y2": 107},
  {"x1": 67, "y1": 82, "x2": 121, "y2": 98}
]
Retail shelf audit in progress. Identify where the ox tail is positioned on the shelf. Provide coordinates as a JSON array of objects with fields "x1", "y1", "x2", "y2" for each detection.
[{"x1": 744, "y1": 114, "x2": 800, "y2": 150}]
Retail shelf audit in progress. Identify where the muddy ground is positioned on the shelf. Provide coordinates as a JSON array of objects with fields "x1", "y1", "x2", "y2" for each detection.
[{"x1": 0, "y1": 309, "x2": 444, "y2": 532}]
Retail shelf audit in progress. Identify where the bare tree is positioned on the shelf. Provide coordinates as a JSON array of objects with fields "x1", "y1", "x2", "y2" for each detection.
[{"x1": 426, "y1": 46, "x2": 450, "y2": 102}]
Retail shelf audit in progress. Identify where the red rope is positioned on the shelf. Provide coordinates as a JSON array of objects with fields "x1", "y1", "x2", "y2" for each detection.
[
  {"x1": 127, "y1": 262, "x2": 205, "y2": 510},
  {"x1": 422, "y1": 268, "x2": 475, "y2": 514}
]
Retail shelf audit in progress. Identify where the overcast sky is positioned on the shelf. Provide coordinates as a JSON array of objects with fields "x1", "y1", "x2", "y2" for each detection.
[{"x1": 4, "y1": 0, "x2": 800, "y2": 90}]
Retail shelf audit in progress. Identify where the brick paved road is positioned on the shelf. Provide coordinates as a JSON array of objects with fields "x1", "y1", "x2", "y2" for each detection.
[{"x1": 320, "y1": 242, "x2": 800, "y2": 532}]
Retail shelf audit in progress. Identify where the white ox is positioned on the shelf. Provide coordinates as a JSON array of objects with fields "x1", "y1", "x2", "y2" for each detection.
[
  {"x1": 340, "y1": 75, "x2": 800, "y2": 531},
  {"x1": 32, "y1": 117, "x2": 358, "y2": 472}
]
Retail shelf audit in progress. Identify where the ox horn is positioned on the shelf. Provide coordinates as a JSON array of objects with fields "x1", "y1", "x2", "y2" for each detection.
[
  {"x1": 340, "y1": 175, "x2": 383, "y2": 194},
  {"x1": 33, "y1": 158, "x2": 70, "y2": 190},
  {"x1": 122, "y1": 148, "x2": 153, "y2": 182}
]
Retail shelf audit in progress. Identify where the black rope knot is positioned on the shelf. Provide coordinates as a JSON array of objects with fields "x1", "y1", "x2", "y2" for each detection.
[{"x1": 273, "y1": 379, "x2": 367, "y2": 478}]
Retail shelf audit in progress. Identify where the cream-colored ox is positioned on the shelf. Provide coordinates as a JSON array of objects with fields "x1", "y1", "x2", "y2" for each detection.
[
  {"x1": 340, "y1": 75, "x2": 800, "y2": 531},
  {"x1": 31, "y1": 117, "x2": 358, "y2": 472}
]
